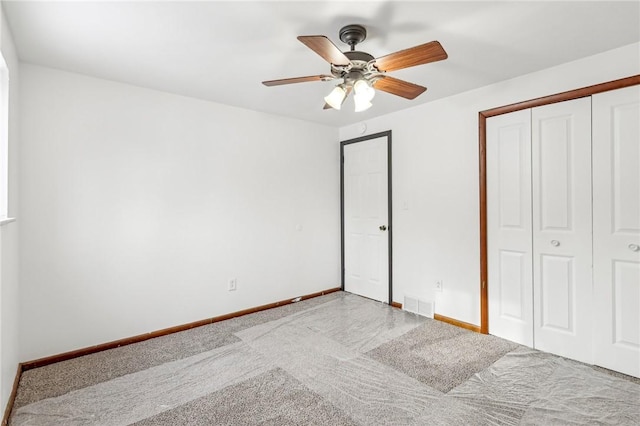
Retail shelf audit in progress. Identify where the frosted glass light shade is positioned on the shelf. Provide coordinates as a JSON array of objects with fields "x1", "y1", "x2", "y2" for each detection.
[
  {"x1": 354, "y1": 79, "x2": 375, "y2": 102},
  {"x1": 354, "y1": 93, "x2": 372, "y2": 112},
  {"x1": 324, "y1": 86, "x2": 346, "y2": 110}
]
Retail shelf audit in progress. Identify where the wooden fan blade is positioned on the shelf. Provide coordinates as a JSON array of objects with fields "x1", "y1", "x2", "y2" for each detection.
[
  {"x1": 262, "y1": 75, "x2": 334, "y2": 87},
  {"x1": 323, "y1": 86, "x2": 352, "y2": 110},
  {"x1": 298, "y1": 36, "x2": 351, "y2": 66},
  {"x1": 373, "y1": 76, "x2": 427, "y2": 100},
  {"x1": 373, "y1": 41, "x2": 447, "y2": 72}
]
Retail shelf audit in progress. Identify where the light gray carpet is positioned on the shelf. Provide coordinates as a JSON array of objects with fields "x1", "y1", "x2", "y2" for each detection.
[
  {"x1": 132, "y1": 368, "x2": 357, "y2": 426},
  {"x1": 367, "y1": 318, "x2": 520, "y2": 392},
  {"x1": 10, "y1": 291, "x2": 640, "y2": 425},
  {"x1": 449, "y1": 347, "x2": 640, "y2": 425}
]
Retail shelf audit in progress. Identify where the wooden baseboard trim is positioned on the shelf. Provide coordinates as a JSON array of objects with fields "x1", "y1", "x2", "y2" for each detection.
[
  {"x1": 2, "y1": 363, "x2": 23, "y2": 426},
  {"x1": 389, "y1": 303, "x2": 480, "y2": 333},
  {"x1": 434, "y1": 314, "x2": 481, "y2": 333},
  {"x1": 21, "y1": 287, "x2": 341, "y2": 371}
]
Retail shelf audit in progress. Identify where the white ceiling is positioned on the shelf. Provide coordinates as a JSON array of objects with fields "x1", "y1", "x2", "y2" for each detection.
[{"x1": 4, "y1": 1, "x2": 640, "y2": 127}]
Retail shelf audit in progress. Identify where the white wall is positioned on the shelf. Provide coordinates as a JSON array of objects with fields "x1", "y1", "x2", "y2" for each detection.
[
  {"x1": 19, "y1": 65, "x2": 340, "y2": 360},
  {"x1": 0, "y1": 2, "x2": 20, "y2": 412},
  {"x1": 340, "y1": 42, "x2": 640, "y2": 326}
]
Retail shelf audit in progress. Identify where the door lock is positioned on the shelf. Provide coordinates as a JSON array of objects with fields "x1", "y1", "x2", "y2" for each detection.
[{"x1": 379, "y1": 225, "x2": 387, "y2": 231}]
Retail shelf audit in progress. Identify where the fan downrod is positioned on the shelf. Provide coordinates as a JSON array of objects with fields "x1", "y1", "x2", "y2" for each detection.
[{"x1": 339, "y1": 24, "x2": 367, "y2": 51}]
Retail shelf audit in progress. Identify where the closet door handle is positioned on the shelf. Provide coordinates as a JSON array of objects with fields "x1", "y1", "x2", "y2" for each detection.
[
  {"x1": 551, "y1": 240, "x2": 560, "y2": 247},
  {"x1": 629, "y1": 244, "x2": 640, "y2": 252}
]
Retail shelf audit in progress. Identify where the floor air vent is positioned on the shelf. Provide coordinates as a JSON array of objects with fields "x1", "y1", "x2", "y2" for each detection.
[{"x1": 403, "y1": 296, "x2": 434, "y2": 318}]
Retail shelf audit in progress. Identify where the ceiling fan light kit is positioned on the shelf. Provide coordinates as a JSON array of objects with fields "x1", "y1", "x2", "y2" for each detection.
[
  {"x1": 353, "y1": 79, "x2": 375, "y2": 112},
  {"x1": 263, "y1": 24, "x2": 448, "y2": 112}
]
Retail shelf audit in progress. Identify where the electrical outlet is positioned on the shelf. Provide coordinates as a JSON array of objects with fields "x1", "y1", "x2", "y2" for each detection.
[
  {"x1": 435, "y1": 280, "x2": 443, "y2": 292},
  {"x1": 228, "y1": 278, "x2": 237, "y2": 291}
]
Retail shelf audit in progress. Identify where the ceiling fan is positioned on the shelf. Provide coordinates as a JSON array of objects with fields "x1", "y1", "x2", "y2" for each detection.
[{"x1": 262, "y1": 24, "x2": 448, "y2": 112}]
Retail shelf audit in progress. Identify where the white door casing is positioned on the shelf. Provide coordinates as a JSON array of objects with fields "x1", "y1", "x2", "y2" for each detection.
[
  {"x1": 592, "y1": 86, "x2": 640, "y2": 378},
  {"x1": 343, "y1": 135, "x2": 389, "y2": 303},
  {"x1": 531, "y1": 97, "x2": 593, "y2": 364},
  {"x1": 487, "y1": 109, "x2": 534, "y2": 346}
]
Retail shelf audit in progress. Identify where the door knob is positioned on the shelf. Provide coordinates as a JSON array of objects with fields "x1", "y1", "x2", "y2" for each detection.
[
  {"x1": 551, "y1": 240, "x2": 560, "y2": 247},
  {"x1": 379, "y1": 225, "x2": 387, "y2": 231},
  {"x1": 629, "y1": 244, "x2": 640, "y2": 252}
]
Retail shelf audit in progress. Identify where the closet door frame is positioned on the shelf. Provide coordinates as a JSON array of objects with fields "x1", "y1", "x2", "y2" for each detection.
[{"x1": 478, "y1": 74, "x2": 640, "y2": 334}]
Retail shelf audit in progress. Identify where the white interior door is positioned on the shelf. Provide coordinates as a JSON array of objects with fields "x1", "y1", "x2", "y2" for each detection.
[
  {"x1": 487, "y1": 109, "x2": 534, "y2": 346},
  {"x1": 343, "y1": 135, "x2": 389, "y2": 303},
  {"x1": 531, "y1": 97, "x2": 593, "y2": 364},
  {"x1": 592, "y1": 85, "x2": 640, "y2": 378}
]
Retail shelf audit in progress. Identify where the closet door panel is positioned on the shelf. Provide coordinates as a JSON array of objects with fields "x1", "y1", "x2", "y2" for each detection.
[
  {"x1": 540, "y1": 255, "x2": 574, "y2": 331},
  {"x1": 532, "y1": 97, "x2": 592, "y2": 364},
  {"x1": 487, "y1": 109, "x2": 533, "y2": 346},
  {"x1": 593, "y1": 85, "x2": 640, "y2": 378}
]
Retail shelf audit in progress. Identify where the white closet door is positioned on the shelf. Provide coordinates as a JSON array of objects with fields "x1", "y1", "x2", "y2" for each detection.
[
  {"x1": 592, "y1": 86, "x2": 640, "y2": 378},
  {"x1": 487, "y1": 109, "x2": 534, "y2": 346},
  {"x1": 532, "y1": 97, "x2": 593, "y2": 364}
]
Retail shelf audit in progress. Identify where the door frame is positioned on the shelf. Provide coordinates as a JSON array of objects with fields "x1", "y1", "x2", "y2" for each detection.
[
  {"x1": 478, "y1": 75, "x2": 640, "y2": 334},
  {"x1": 340, "y1": 130, "x2": 393, "y2": 304}
]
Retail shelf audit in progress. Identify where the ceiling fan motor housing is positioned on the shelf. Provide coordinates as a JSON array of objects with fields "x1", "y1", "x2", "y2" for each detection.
[
  {"x1": 345, "y1": 51, "x2": 374, "y2": 63},
  {"x1": 331, "y1": 50, "x2": 381, "y2": 84}
]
